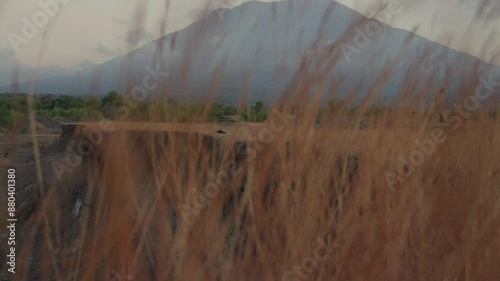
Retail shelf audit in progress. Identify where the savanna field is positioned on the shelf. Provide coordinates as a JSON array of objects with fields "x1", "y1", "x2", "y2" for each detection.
[{"x1": 0, "y1": 0, "x2": 500, "y2": 280}]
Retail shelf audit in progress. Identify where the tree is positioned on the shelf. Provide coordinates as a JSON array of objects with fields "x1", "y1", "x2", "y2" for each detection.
[
  {"x1": 254, "y1": 100, "x2": 267, "y2": 122},
  {"x1": 100, "y1": 91, "x2": 122, "y2": 108},
  {"x1": 52, "y1": 95, "x2": 83, "y2": 110},
  {"x1": 255, "y1": 101, "x2": 264, "y2": 113},
  {"x1": 241, "y1": 107, "x2": 255, "y2": 122},
  {"x1": 241, "y1": 101, "x2": 267, "y2": 122},
  {"x1": 10, "y1": 94, "x2": 26, "y2": 113},
  {"x1": 100, "y1": 91, "x2": 123, "y2": 118},
  {"x1": 36, "y1": 94, "x2": 56, "y2": 111},
  {"x1": 0, "y1": 104, "x2": 12, "y2": 127},
  {"x1": 85, "y1": 97, "x2": 100, "y2": 110}
]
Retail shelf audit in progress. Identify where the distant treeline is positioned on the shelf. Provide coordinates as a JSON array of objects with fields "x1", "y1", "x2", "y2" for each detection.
[
  {"x1": 0, "y1": 92, "x2": 268, "y2": 127},
  {"x1": 4, "y1": 92, "x2": 496, "y2": 129}
]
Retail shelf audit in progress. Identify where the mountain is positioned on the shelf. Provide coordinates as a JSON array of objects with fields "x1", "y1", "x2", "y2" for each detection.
[{"x1": 1, "y1": 0, "x2": 499, "y2": 104}]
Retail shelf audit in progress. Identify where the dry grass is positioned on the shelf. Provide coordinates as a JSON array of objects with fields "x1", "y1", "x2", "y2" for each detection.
[
  {"x1": 3, "y1": 0, "x2": 500, "y2": 280},
  {"x1": 10, "y1": 110, "x2": 500, "y2": 281}
]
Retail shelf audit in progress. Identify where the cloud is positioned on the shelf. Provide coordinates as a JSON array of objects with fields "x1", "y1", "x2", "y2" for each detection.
[
  {"x1": 93, "y1": 43, "x2": 122, "y2": 57},
  {"x1": 0, "y1": 48, "x2": 15, "y2": 63}
]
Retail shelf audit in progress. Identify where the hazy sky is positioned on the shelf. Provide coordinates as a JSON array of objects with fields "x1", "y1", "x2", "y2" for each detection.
[
  {"x1": 341, "y1": 0, "x2": 500, "y2": 64},
  {"x1": 0, "y1": 0, "x2": 498, "y2": 85}
]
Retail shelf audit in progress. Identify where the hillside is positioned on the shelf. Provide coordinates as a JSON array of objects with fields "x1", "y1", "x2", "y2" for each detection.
[{"x1": 1, "y1": 0, "x2": 499, "y2": 104}]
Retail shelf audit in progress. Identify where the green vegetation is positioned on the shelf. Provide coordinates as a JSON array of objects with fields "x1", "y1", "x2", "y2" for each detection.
[
  {"x1": 9, "y1": 91, "x2": 495, "y2": 130},
  {"x1": 0, "y1": 92, "x2": 270, "y2": 128},
  {"x1": 241, "y1": 100, "x2": 268, "y2": 122}
]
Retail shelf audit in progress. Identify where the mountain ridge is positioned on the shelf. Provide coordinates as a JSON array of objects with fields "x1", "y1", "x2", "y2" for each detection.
[{"x1": 1, "y1": 0, "x2": 499, "y2": 104}]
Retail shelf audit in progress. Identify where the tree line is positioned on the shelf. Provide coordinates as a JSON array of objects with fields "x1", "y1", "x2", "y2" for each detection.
[{"x1": 0, "y1": 92, "x2": 269, "y2": 128}]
